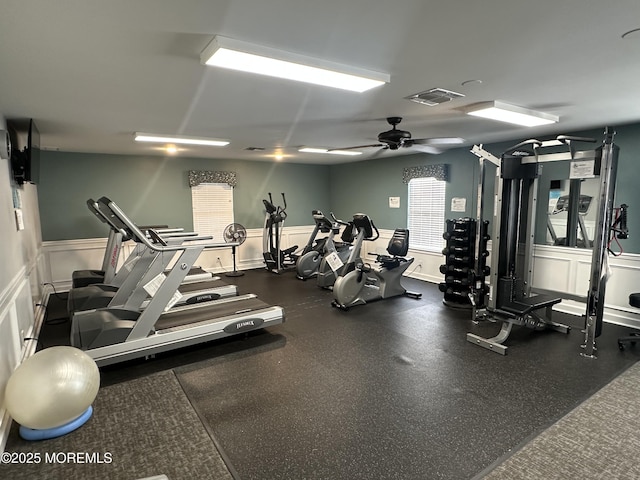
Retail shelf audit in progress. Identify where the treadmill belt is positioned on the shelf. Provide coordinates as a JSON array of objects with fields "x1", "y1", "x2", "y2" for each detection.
[{"x1": 155, "y1": 297, "x2": 271, "y2": 330}]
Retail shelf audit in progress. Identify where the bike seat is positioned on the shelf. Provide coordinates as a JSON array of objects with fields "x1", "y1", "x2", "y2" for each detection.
[{"x1": 377, "y1": 255, "x2": 402, "y2": 269}]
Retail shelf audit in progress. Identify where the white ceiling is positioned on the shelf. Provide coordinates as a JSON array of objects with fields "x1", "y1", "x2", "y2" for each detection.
[{"x1": 1, "y1": 0, "x2": 639, "y2": 165}]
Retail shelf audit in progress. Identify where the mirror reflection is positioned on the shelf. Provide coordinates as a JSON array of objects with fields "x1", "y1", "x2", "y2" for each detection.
[{"x1": 546, "y1": 178, "x2": 600, "y2": 248}]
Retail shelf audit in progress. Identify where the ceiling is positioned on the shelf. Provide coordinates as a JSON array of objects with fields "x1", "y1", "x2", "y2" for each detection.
[{"x1": 1, "y1": 0, "x2": 639, "y2": 165}]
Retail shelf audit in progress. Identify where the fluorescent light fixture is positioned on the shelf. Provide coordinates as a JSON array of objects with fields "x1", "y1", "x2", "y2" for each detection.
[
  {"x1": 299, "y1": 147, "x2": 362, "y2": 156},
  {"x1": 464, "y1": 101, "x2": 558, "y2": 127},
  {"x1": 134, "y1": 133, "x2": 229, "y2": 147},
  {"x1": 200, "y1": 35, "x2": 389, "y2": 93}
]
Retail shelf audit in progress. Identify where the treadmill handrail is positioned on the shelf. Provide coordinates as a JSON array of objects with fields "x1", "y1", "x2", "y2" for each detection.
[
  {"x1": 87, "y1": 198, "x2": 131, "y2": 241},
  {"x1": 97, "y1": 197, "x2": 237, "y2": 253},
  {"x1": 153, "y1": 231, "x2": 198, "y2": 238},
  {"x1": 88, "y1": 199, "x2": 204, "y2": 242}
]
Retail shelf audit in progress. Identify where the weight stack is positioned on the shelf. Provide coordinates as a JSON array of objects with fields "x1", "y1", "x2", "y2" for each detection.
[
  {"x1": 472, "y1": 220, "x2": 491, "y2": 309},
  {"x1": 439, "y1": 218, "x2": 490, "y2": 309}
]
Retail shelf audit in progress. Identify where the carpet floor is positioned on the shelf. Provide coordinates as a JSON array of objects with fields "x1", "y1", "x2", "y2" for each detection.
[
  {"x1": 477, "y1": 361, "x2": 640, "y2": 479},
  {"x1": 2, "y1": 370, "x2": 232, "y2": 480}
]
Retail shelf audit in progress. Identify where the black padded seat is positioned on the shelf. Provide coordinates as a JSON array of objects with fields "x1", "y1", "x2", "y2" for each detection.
[
  {"x1": 376, "y1": 229, "x2": 410, "y2": 270},
  {"x1": 72, "y1": 269, "x2": 106, "y2": 288},
  {"x1": 499, "y1": 294, "x2": 562, "y2": 316},
  {"x1": 387, "y1": 229, "x2": 409, "y2": 257},
  {"x1": 618, "y1": 293, "x2": 640, "y2": 350},
  {"x1": 378, "y1": 256, "x2": 401, "y2": 269}
]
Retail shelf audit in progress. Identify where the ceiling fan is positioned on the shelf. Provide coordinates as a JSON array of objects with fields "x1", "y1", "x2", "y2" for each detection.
[{"x1": 331, "y1": 116, "x2": 464, "y2": 155}]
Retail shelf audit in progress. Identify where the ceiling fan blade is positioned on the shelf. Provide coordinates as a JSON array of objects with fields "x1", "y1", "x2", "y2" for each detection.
[
  {"x1": 368, "y1": 147, "x2": 388, "y2": 158},
  {"x1": 411, "y1": 144, "x2": 444, "y2": 154},
  {"x1": 412, "y1": 137, "x2": 465, "y2": 146},
  {"x1": 329, "y1": 143, "x2": 385, "y2": 151}
]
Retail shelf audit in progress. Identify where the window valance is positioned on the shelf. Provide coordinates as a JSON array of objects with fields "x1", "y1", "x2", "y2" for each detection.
[
  {"x1": 188, "y1": 170, "x2": 237, "y2": 187},
  {"x1": 402, "y1": 164, "x2": 448, "y2": 184}
]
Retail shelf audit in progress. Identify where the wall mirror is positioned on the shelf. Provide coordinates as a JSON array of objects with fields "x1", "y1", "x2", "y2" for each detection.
[{"x1": 546, "y1": 177, "x2": 600, "y2": 248}]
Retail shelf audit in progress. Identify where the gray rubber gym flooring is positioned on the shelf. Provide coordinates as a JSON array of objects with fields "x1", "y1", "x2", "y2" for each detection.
[{"x1": 7, "y1": 269, "x2": 640, "y2": 479}]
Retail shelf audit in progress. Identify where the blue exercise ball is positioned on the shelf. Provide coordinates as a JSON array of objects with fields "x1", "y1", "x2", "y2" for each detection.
[{"x1": 4, "y1": 346, "x2": 100, "y2": 430}]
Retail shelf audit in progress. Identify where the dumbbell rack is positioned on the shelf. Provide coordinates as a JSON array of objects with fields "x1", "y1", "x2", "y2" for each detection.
[{"x1": 439, "y1": 218, "x2": 490, "y2": 309}]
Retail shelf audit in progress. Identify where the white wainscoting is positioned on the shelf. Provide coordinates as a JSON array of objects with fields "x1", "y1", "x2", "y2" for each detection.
[
  {"x1": 531, "y1": 244, "x2": 640, "y2": 329},
  {"x1": 41, "y1": 226, "x2": 317, "y2": 290},
  {"x1": 41, "y1": 228, "x2": 640, "y2": 330},
  {"x1": 0, "y1": 258, "x2": 47, "y2": 452},
  {"x1": 42, "y1": 238, "x2": 112, "y2": 291},
  {"x1": 357, "y1": 228, "x2": 445, "y2": 284}
]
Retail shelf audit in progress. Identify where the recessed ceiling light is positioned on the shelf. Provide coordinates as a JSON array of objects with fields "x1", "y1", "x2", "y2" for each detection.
[
  {"x1": 134, "y1": 133, "x2": 229, "y2": 147},
  {"x1": 464, "y1": 101, "x2": 558, "y2": 127},
  {"x1": 269, "y1": 148, "x2": 293, "y2": 161},
  {"x1": 200, "y1": 35, "x2": 389, "y2": 93},
  {"x1": 299, "y1": 147, "x2": 362, "y2": 156}
]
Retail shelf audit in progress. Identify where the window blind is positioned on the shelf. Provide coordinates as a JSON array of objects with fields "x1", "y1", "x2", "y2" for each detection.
[
  {"x1": 407, "y1": 177, "x2": 446, "y2": 252},
  {"x1": 191, "y1": 183, "x2": 234, "y2": 242}
]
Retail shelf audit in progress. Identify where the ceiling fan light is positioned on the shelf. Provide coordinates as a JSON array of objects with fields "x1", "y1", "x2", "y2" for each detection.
[
  {"x1": 465, "y1": 101, "x2": 558, "y2": 127},
  {"x1": 201, "y1": 36, "x2": 389, "y2": 93}
]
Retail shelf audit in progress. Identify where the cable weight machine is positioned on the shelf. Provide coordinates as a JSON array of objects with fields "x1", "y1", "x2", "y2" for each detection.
[{"x1": 466, "y1": 128, "x2": 627, "y2": 356}]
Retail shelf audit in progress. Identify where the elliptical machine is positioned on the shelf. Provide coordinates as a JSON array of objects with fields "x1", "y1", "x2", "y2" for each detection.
[
  {"x1": 332, "y1": 214, "x2": 421, "y2": 310},
  {"x1": 262, "y1": 192, "x2": 298, "y2": 273}
]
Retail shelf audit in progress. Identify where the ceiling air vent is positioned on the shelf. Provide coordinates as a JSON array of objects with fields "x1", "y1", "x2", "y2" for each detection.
[{"x1": 405, "y1": 88, "x2": 465, "y2": 106}]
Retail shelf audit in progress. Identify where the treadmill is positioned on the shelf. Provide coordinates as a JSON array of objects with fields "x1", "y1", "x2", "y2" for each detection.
[
  {"x1": 70, "y1": 197, "x2": 285, "y2": 366},
  {"x1": 68, "y1": 199, "x2": 237, "y2": 314},
  {"x1": 71, "y1": 200, "x2": 208, "y2": 288},
  {"x1": 71, "y1": 221, "x2": 124, "y2": 288}
]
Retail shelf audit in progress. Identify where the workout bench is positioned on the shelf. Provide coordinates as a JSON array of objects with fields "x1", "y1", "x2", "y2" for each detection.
[{"x1": 467, "y1": 294, "x2": 569, "y2": 355}]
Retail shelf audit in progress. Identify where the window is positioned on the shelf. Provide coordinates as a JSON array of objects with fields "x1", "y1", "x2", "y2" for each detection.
[
  {"x1": 407, "y1": 177, "x2": 446, "y2": 252},
  {"x1": 191, "y1": 183, "x2": 234, "y2": 242}
]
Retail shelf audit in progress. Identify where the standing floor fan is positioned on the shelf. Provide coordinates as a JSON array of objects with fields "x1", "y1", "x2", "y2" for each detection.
[{"x1": 223, "y1": 223, "x2": 247, "y2": 277}]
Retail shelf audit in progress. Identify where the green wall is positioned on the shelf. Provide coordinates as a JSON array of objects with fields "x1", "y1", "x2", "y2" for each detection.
[
  {"x1": 328, "y1": 123, "x2": 640, "y2": 253},
  {"x1": 38, "y1": 122, "x2": 640, "y2": 255},
  {"x1": 328, "y1": 148, "x2": 480, "y2": 229},
  {"x1": 604, "y1": 123, "x2": 639, "y2": 253},
  {"x1": 38, "y1": 152, "x2": 331, "y2": 240}
]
